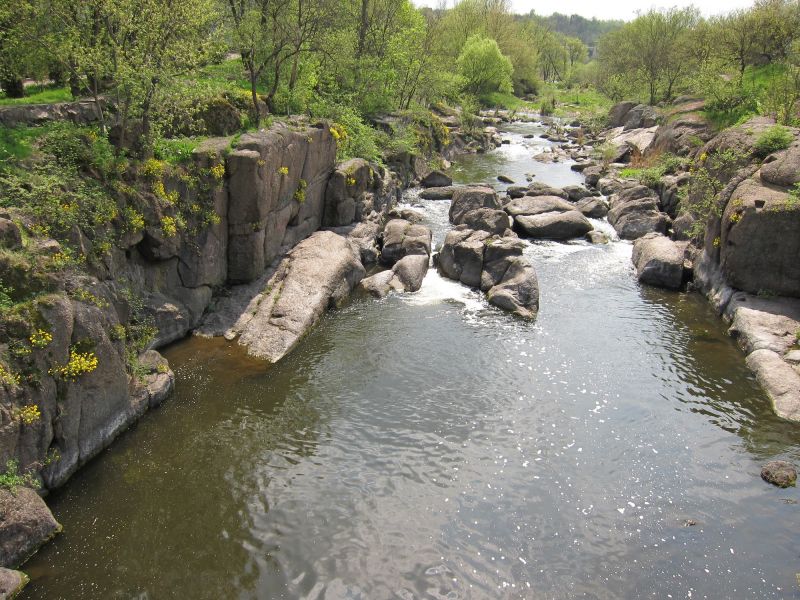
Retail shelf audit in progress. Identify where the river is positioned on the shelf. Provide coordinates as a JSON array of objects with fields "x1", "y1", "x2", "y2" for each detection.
[{"x1": 23, "y1": 121, "x2": 800, "y2": 599}]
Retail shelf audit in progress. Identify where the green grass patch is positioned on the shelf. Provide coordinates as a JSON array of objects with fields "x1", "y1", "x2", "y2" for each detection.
[
  {"x1": 195, "y1": 58, "x2": 265, "y2": 95},
  {"x1": 538, "y1": 83, "x2": 613, "y2": 120},
  {"x1": 153, "y1": 137, "x2": 205, "y2": 164},
  {"x1": 0, "y1": 125, "x2": 49, "y2": 164},
  {"x1": 478, "y1": 91, "x2": 533, "y2": 111},
  {"x1": 753, "y1": 125, "x2": 793, "y2": 158},
  {"x1": 0, "y1": 84, "x2": 73, "y2": 106}
]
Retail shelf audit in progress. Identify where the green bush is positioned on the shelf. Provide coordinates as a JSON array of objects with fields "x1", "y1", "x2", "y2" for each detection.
[
  {"x1": 0, "y1": 459, "x2": 39, "y2": 491},
  {"x1": 753, "y1": 125, "x2": 793, "y2": 158},
  {"x1": 309, "y1": 99, "x2": 381, "y2": 163}
]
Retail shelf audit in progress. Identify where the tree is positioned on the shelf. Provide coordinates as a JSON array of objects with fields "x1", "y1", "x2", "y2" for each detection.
[
  {"x1": 457, "y1": 34, "x2": 513, "y2": 95},
  {"x1": 597, "y1": 8, "x2": 698, "y2": 104}
]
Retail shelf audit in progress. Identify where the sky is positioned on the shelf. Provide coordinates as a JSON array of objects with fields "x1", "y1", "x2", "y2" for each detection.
[{"x1": 411, "y1": 0, "x2": 757, "y2": 21}]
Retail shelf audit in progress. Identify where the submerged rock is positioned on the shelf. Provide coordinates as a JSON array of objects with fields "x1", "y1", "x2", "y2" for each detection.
[
  {"x1": 632, "y1": 233, "x2": 685, "y2": 290},
  {"x1": 0, "y1": 488, "x2": 61, "y2": 568},
  {"x1": 761, "y1": 460, "x2": 797, "y2": 488},
  {"x1": 586, "y1": 231, "x2": 610, "y2": 244}
]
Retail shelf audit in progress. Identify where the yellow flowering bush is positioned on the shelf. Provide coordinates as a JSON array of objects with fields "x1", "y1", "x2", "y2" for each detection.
[
  {"x1": 29, "y1": 329, "x2": 52, "y2": 348},
  {"x1": 278, "y1": 166, "x2": 289, "y2": 176},
  {"x1": 161, "y1": 216, "x2": 178, "y2": 237},
  {"x1": 346, "y1": 177, "x2": 356, "y2": 186},
  {"x1": 52, "y1": 350, "x2": 99, "y2": 381},
  {"x1": 14, "y1": 405, "x2": 41, "y2": 425},
  {"x1": 0, "y1": 364, "x2": 20, "y2": 387},
  {"x1": 141, "y1": 158, "x2": 165, "y2": 179},
  {"x1": 209, "y1": 163, "x2": 225, "y2": 181}
]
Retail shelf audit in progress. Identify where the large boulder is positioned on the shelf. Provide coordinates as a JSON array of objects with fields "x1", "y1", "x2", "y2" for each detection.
[
  {"x1": 526, "y1": 182, "x2": 569, "y2": 199},
  {"x1": 449, "y1": 187, "x2": 499, "y2": 224},
  {"x1": 420, "y1": 170, "x2": 452, "y2": 188},
  {"x1": 608, "y1": 101, "x2": 638, "y2": 128},
  {"x1": 0, "y1": 487, "x2": 61, "y2": 568},
  {"x1": 419, "y1": 186, "x2": 458, "y2": 200},
  {"x1": 562, "y1": 185, "x2": 595, "y2": 202},
  {"x1": 360, "y1": 254, "x2": 429, "y2": 297},
  {"x1": 234, "y1": 231, "x2": 366, "y2": 363},
  {"x1": 514, "y1": 211, "x2": 593, "y2": 240},
  {"x1": 486, "y1": 257, "x2": 539, "y2": 319},
  {"x1": 436, "y1": 228, "x2": 538, "y2": 319},
  {"x1": 575, "y1": 197, "x2": 609, "y2": 219},
  {"x1": 622, "y1": 104, "x2": 660, "y2": 131},
  {"x1": 505, "y1": 195, "x2": 575, "y2": 218},
  {"x1": 632, "y1": 233, "x2": 685, "y2": 290},
  {"x1": 718, "y1": 177, "x2": 800, "y2": 297},
  {"x1": 462, "y1": 208, "x2": 511, "y2": 235},
  {"x1": 608, "y1": 186, "x2": 670, "y2": 240},
  {"x1": 380, "y1": 219, "x2": 432, "y2": 265},
  {"x1": 760, "y1": 143, "x2": 800, "y2": 188}
]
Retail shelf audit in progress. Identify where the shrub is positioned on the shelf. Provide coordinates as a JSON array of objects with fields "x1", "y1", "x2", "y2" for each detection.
[
  {"x1": 51, "y1": 349, "x2": 99, "y2": 381},
  {"x1": 0, "y1": 460, "x2": 39, "y2": 491},
  {"x1": 753, "y1": 125, "x2": 793, "y2": 158},
  {"x1": 29, "y1": 329, "x2": 52, "y2": 348},
  {"x1": 14, "y1": 404, "x2": 41, "y2": 425}
]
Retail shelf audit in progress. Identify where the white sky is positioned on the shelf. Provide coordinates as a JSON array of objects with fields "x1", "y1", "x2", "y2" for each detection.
[{"x1": 412, "y1": 0, "x2": 757, "y2": 21}]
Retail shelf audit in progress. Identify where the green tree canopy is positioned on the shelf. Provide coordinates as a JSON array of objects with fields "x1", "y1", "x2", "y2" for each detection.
[{"x1": 456, "y1": 34, "x2": 513, "y2": 95}]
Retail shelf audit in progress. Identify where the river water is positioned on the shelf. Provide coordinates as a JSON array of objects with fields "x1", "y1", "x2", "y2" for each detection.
[{"x1": 24, "y1": 122, "x2": 800, "y2": 599}]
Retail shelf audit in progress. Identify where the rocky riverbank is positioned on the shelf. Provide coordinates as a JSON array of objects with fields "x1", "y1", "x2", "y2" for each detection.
[
  {"x1": 559, "y1": 100, "x2": 800, "y2": 422},
  {"x1": 0, "y1": 108, "x2": 501, "y2": 580}
]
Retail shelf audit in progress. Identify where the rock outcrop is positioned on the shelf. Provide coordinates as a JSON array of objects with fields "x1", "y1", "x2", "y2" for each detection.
[
  {"x1": 360, "y1": 254, "x2": 430, "y2": 297},
  {"x1": 0, "y1": 487, "x2": 61, "y2": 568}
]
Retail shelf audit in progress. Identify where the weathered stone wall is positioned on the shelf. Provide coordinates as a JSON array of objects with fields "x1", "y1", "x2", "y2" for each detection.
[{"x1": 0, "y1": 100, "x2": 105, "y2": 128}]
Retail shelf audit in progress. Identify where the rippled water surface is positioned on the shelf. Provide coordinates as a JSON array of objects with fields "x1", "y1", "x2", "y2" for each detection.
[{"x1": 24, "y1": 121, "x2": 800, "y2": 599}]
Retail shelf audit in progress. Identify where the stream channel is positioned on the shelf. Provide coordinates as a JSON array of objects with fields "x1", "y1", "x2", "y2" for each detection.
[{"x1": 22, "y1": 121, "x2": 800, "y2": 599}]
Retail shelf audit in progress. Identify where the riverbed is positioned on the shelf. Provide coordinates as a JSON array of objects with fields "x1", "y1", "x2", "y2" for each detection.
[{"x1": 23, "y1": 121, "x2": 800, "y2": 599}]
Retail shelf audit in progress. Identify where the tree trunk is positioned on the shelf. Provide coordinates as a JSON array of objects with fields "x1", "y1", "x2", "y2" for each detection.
[
  {"x1": 1, "y1": 77, "x2": 25, "y2": 98},
  {"x1": 250, "y1": 72, "x2": 261, "y2": 126},
  {"x1": 357, "y1": 0, "x2": 369, "y2": 57},
  {"x1": 289, "y1": 52, "x2": 300, "y2": 91}
]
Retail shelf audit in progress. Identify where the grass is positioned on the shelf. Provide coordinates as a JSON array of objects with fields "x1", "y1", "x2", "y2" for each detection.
[
  {"x1": 0, "y1": 84, "x2": 73, "y2": 106},
  {"x1": 701, "y1": 63, "x2": 788, "y2": 130},
  {"x1": 539, "y1": 83, "x2": 613, "y2": 120},
  {"x1": 479, "y1": 91, "x2": 534, "y2": 111},
  {"x1": 153, "y1": 136, "x2": 205, "y2": 164},
  {"x1": 0, "y1": 125, "x2": 49, "y2": 164},
  {"x1": 195, "y1": 58, "x2": 267, "y2": 95}
]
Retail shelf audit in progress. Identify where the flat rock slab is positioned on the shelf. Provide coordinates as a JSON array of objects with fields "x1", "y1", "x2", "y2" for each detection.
[
  {"x1": 200, "y1": 231, "x2": 365, "y2": 364},
  {"x1": 0, "y1": 487, "x2": 62, "y2": 568},
  {"x1": 419, "y1": 186, "x2": 459, "y2": 200},
  {"x1": 505, "y1": 196, "x2": 574, "y2": 218},
  {"x1": 747, "y1": 349, "x2": 800, "y2": 422}
]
